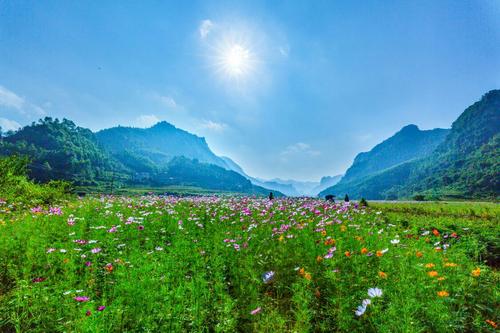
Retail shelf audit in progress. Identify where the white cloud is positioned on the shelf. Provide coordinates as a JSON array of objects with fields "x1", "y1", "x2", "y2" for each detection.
[
  {"x1": 0, "y1": 86, "x2": 25, "y2": 110},
  {"x1": 150, "y1": 93, "x2": 178, "y2": 109},
  {"x1": 135, "y1": 114, "x2": 160, "y2": 128},
  {"x1": 199, "y1": 19, "x2": 214, "y2": 39},
  {"x1": 0, "y1": 117, "x2": 21, "y2": 132},
  {"x1": 280, "y1": 142, "x2": 321, "y2": 159},
  {"x1": 0, "y1": 85, "x2": 45, "y2": 116},
  {"x1": 199, "y1": 120, "x2": 227, "y2": 132}
]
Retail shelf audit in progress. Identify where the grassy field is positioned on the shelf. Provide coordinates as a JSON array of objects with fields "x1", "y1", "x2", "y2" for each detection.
[{"x1": 0, "y1": 197, "x2": 498, "y2": 332}]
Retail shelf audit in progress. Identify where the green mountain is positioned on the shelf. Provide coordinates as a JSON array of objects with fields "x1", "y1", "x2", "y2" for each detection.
[
  {"x1": 321, "y1": 90, "x2": 500, "y2": 200},
  {"x1": 0, "y1": 118, "x2": 277, "y2": 195},
  {"x1": 96, "y1": 121, "x2": 228, "y2": 168},
  {"x1": 0, "y1": 118, "x2": 122, "y2": 185},
  {"x1": 341, "y1": 124, "x2": 449, "y2": 184}
]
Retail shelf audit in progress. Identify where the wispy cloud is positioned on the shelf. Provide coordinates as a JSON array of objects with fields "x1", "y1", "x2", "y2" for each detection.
[
  {"x1": 150, "y1": 92, "x2": 179, "y2": 110},
  {"x1": 0, "y1": 85, "x2": 45, "y2": 116},
  {"x1": 199, "y1": 120, "x2": 227, "y2": 132},
  {"x1": 0, "y1": 117, "x2": 21, "y2": 132},
  {"x1": 135, "y1": 114, "x2": 160, "y2": 128},
  {"x1": 199, "y1": 19, "x2": 214, "y2": 39},
  {"x1": 280, "y1": 142, "x2": 321, "y2": 160},
  {"x1": 279, "y1": 45, "x2": 290, "y2": 57}
]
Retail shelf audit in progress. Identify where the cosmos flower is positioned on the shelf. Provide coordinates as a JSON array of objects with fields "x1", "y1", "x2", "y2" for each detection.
[
  {"x1": 262, "y1": 271, "x2": 275, "y2": 283},
  {"x1": 427, "y1": 271, "x2": 439, "y2": 277},
  {"x1": 355, "y1": 304, "x2": 367, "y2": 316},
  {"x1": 378, "y1": 271, "x2": 387, "y2": 279},
  {"x1": 74, "y1": 296, "x2": 90, "y2": 302},
  {"x1": 250, "y1": 307, "x2": 261, "y2": 315},
  {"x1": 437, "y1": 290, "x2": 449, "y2": 297},
  {"x1": 97, "y1": 306, "x2": 106, "y2": 311},
  {"x1": 367, "y1": 287, "x2": 383, "y2": 298},
  {"x1": 91, "y1": 248, "x2": 101, "y2": 254}
]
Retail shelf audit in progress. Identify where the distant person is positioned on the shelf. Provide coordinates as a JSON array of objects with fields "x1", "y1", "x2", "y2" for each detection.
[
  {"x1": 325, "y1": 194, "x2": 335, "y2": 202},
  {"x1": 269, "y1": 192, "x2": 274, "y2": 200},
  {"x1": 344, "y1": 194, "x2": 349, "y2": 202}
]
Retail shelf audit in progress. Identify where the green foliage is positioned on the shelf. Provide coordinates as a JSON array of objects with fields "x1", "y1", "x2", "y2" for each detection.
[
  {"x1": 0, "y1": 155, "x2": 71, "y2": 206},
  {"x1": 0, "y1": 198, "x2": 498, "y2": 332}
]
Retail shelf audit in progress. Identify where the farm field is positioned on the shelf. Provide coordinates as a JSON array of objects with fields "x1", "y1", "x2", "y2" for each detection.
[{"x1": 0, "y1": 197, "x2": 498, "y2": 332}]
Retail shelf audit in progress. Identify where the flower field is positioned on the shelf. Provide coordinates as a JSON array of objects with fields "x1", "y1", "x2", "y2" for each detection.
[{"x1": 0, "y1": 196, "x2": 498, "y2": 332}]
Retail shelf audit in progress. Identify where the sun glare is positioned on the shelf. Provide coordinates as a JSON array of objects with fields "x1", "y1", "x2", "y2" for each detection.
[{"x1": 215, "y1": 42, "x2": 255, "y2": 79}]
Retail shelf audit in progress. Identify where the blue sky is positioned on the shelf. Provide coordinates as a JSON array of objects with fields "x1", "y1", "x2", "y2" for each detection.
[{"x1": 1, "y1": 0, "x2": 499, "y2": 181}]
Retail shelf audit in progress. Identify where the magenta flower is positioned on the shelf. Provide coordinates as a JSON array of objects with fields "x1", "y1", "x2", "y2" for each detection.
[
  {"x1": 107, "y1": 226, "x2": 117, "y2": 233},
  {"x1": 137, "y1": 225, "x2": 144, "y2": 230},
  {"x1": 91, "y1": 248, "x2": 101, "y2": 254},
  {"x1": 32, "y1": 277, "x2": 46, "y2": 283},
  {"x1": 85, "y1": 310, "x2": 92, "y2": 316},
  {"x1": 74, "y1": 296, "x2": 90, "y2": 302},
  {"x1": 85, "y1": 261, "x2": 92, "y2": 267},
  {"x1": 97, "y1": 306, "x2": 106, "y2": 311}
]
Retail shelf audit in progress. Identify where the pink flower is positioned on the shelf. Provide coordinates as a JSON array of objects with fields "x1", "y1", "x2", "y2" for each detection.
[
  {"x1": 107, "y1": 226, "x2": 117, "y2": 233},
  {"x1": 74, "y1": 296, "x2": 90, "y2": 302},
  {"x1": 250, "y1": 307, "x2": 262, "y2": 315},
  {"x1": 97, "y1": 306, "x2": 106, "y2": 311},
  {"x1": 91, "y1": 248, "x2": 101, "y2": 254},
  {"x1": 32, "y1": 277, "x2": 46, "y2": 283},
  {"x1": 85, "y1": 261, "x2": 92, "y2": 267},
  {"x1": 85, "y1": 310, "x2": 92, "y2": 316},
  {"x1": 137, "y1": 225, "x2": 144, "y2": 231}
]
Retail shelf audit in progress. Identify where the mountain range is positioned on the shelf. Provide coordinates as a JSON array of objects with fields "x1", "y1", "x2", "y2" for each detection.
[
  {"x1": 0, "y1": 119, "x2": 277, "y2": 196},
  {"x1": 320, "y1": 90, "x2": 499, "y2": 200},
  {"x1": 0, "y1": 89, "x2": 498, "y2": 199}
]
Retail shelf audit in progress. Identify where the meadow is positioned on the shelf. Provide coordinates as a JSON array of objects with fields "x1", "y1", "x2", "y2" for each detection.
[{"x1": 0, "y1": 197, "x2": 498, "y2": 332}]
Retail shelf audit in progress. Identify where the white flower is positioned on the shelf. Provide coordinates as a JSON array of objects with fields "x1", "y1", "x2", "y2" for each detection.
[
  {"x1": 368, "y1": 287, "x2": 383, "y2": 298},
  {"x1": 355, "y1": 304, "x2": 367, "y2": 316},
  {"x1": 381, "y1": 248, "x2": 389, "y2": 254},
  {"x1": 362, "y1": 299, "x2": 371, "y2": 307},
  {"x1": 421, "y1": 230, "x2": 430, "y2": 236},
  {"x1": 390, "y1": 239, "x2": 400, "y2": 244}
]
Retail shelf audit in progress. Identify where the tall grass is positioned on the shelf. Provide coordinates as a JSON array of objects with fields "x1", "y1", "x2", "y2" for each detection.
[{"x1": 0, "y1": 197, "x2": 498, "y2": 332}]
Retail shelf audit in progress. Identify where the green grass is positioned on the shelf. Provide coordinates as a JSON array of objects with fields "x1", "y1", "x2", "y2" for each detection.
[{"x1": 0, "y1": 197, "x2": 498, "y2": 332}]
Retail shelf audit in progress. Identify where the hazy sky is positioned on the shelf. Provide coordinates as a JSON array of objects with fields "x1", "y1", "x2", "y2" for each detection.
[{"x1": 1, "y1": 1, "x2": 499, "y2": 181}]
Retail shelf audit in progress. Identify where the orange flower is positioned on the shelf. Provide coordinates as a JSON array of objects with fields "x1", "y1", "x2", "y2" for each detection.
[
  {"x1": 444, "y1": 263, "x2": 458, "y2": 267},
  {"x1": 105, "y1": 263, "x2": 114, "y2": 272},
  {"x1": 471, "y1": 267, "x2": 481, "y2": 277},
  {"x1": 437, "y1": 277, "x2": 446, "y2": 281},
  {"x1": 437, "y1": 290, "x2": 449, "y2": 297},
  {"x1": 425, "y1": 263, "x2": 435, "y2": 268},
  {"x1": 304, "y1": 272, "x2": 312, "y2": 281},
  {"x1": 486, "y1": 319, "x2": 497, "y2": 328},
  {"x1": 316, "y1": 255, "x2": 324, "y2": 263},
  {"x1": 376, "y1": 250, "x2": 383, "y2": 257},
  {"x1": 298, "y1": 268, "x2": 305, "y2": 276},
  {"x1": 344, "y1": 251, "x2": 351, "y2": 257},
  {"x1": 416, "y1": 251, "x2": 423, "y2": 258},
  {"x1": 432, "y1": 229, "x2": 440, "y2": 237},
  {"x1": 324, "y1": 238, "x2": 335, "y2": 246},
  {"x1": 378, "y1": 271, "x2": 387, "y2": 279},
  {"x1": 321, "y1": 230, "x2": 327, "y2": 237},
  {"x1": 340, "y1": 225, "x2": 347, "y2": 232},
  {"x1": 355, "y1": 236, "x2": 363, "y2": 241},
  {"x1": 427, "y1": 271, "x2": 439, "y2": 277},
  {"x1": 361, "y1": 247, "x2": 368, "y2": 254}
]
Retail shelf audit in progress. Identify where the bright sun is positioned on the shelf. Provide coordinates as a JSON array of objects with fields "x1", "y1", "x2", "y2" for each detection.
[{"x1": 215, "y1": 43, "x2": 254, "y2": 79}]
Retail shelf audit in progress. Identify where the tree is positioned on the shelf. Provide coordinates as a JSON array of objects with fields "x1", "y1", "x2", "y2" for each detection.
[{"x1": 344, "y1": 194, "x2": 349, "y2": 202}]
